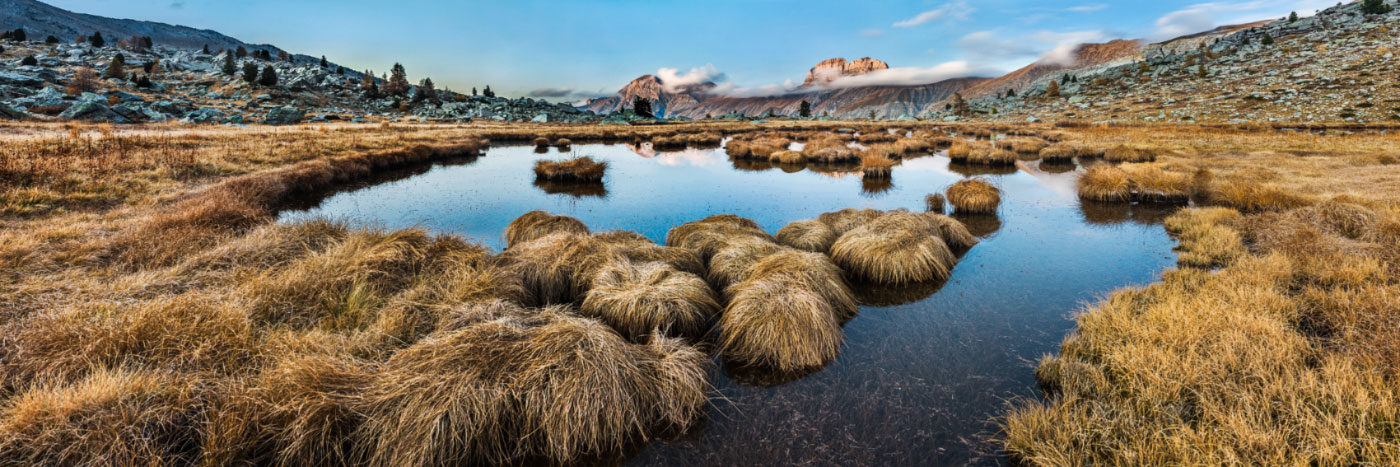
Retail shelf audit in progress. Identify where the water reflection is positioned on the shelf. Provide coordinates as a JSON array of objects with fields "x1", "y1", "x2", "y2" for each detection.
[
  {"x1": 533, "y1": 179, "x2": 608, "y2": 199},
  {"x1": 279, "y1": 140, "x2": 1179, "y2": 465}
]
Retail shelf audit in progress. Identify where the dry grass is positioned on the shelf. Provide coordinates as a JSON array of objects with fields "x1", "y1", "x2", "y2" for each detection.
[
  {"x1": 504, "y1": 210, "x2": 590, "y2": 248},
  {"x1": 581, "y1": 260, "x2": 718, "y2": 341},
  {"x1": 947, "y1": 141, "x2": 974, "y2": 161},
  {"x1": 1104, "y1": 144, "x2": 1157, "y2": 162},
  {"x1": 1039, "y1": 143, "x2": 1077, "y2": 162},
  {"x1": 925, "y1": 193, "x2": 946, "y2": 214},
  {"x1": 946, "y1": 178, "x2": 1001, "y2": 214},
  {"x1": 996, "y1": 137, "x2": 1050, "y2": 154},
  {"x1": 860, "y1": 155, "x2": 896, "y2": 179},
  {"x1": 769, "y1": 150, "x2": 806, "y2": 164},
  {"x1": 1077, "y1": 164, "x2": 1132, "y2": 202},
  {"x1": 533, "y1": 156, "x2": 607, "y2": 182},
  {"x1": 966, "y1": 148, "x2": 1018, "y2": 166},
  {"x1": 829, "y1": 211, "x2": 961, "y2": 284},
  {"x1": 776, "y1": 219, "x2": 837, "y2": 253},
  {"x1": 1164, "y1": 207, "x2": 1245, "y2": 268},
  {"x1": 816, "y1": 208, "x2": 885, "y2": 236}
]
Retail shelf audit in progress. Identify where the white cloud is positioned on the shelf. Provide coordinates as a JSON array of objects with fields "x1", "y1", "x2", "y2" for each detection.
[
  {"x1": 1152, "y1": 0, "x2": 1335, "y2": 40},
  {"x1": 821, "y1": 61, "x2": 1001, "y2": 88},
  {"x1": 893, "y1": 1, "x2": 972, "y2": 28},
  {"x1": 707, "y1": 79, "x2": 803, "y2": 98},
  {"x1": 955, "y1": 29, "x2": 1111, "y2": 66},
  {"x1": 655, "y1": 64, "x2": 726, "y2": 92},
  {"x1": 860, "y1": 28, "x2": 885, "y2": 38},
  {"x1": 1067, "y1": 3, "x2": 1108, "y2": 12}
]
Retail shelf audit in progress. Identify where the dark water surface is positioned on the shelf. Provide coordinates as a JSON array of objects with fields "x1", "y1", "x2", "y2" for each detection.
[{"x1": 280, "y1": 141, "x2": 1177, "y2": 465}]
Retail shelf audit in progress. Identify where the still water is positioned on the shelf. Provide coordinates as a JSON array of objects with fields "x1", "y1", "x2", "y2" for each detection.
[{"x1": 280, "y1": 140, "x2": 1177, "y2": 465}]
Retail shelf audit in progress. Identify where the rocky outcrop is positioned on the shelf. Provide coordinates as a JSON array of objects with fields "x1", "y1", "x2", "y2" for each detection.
[{"x1": 802, "y1": 57, "x2": 890, "y2": 87}]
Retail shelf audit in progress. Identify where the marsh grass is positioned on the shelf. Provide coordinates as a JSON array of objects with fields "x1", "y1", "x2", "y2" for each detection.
[
  {"x1": 946, "y1": 178, "x2": 1001, "y2": 214},
  {"x1": 860, "y1": 155, "x2": 895, "y2": 179},
  {"x1": 533, "y1": 156, "x2": 607, "y2": 183}
]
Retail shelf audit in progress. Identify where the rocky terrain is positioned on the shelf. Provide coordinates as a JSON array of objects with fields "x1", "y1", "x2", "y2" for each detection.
[
  {"x1": 955, "y1": 1, "x2": 1400, "y2": 124},
  {"x1": 0, "y1": 39, "x2": 600, "y2": 124}
]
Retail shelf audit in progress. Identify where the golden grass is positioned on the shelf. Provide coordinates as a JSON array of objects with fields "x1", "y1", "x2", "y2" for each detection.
[
  {"x1": 829, "y1": 211, "x2": 960, "y2": 284},
  {"x1": 947, "y1": 141, "x2": 973, "y2": 161},
  {"x1": 996, "y1": 137, "x2": 1050, "y2": 154},
  {"x1": 816, "y1": 208, "x2": 885, "y2": 236},
  {"x1": 533, "y1": 156, "x2": 607, "y2": 182},
  {"x1": 719, "y1": 276, "x2": 843, "y2": 372},
  {"x1": 776, "y1": 219, "x2": 837, "y2": 253},
  {"x1": 946, "y1": 178, "x2": 1001, "y2": 214},
  {"x1": 1039, "y1": 143, "x2": 1077, "y2": 162},
  {"x1": 665, "y1": 214, "x2": 773, "y2": 263},
  {"x1": 925, "y1": 193, "x2": 946, "y2": 214},
  {"x1": 860, "y1": 155, "x2": 896, "y2": 178},
  {"x1": 357, "y1": 302, "x2": 709, "y2": 465},
  {"x1": 1076, "y1": 164, "x2": 1132, "y2": 202},
  {"x1": 504, "y1": 210, "x2": 590, "y2": 248},
  {"x1": 553, "y1": 137, "x2": 572, "y2": 149},
  {"x1": 966, "y1": 148, "x2": 1017, "y2": 166},
  {"x1": 801, "y1": 134, "x2": 858, "y2": 163},
  {"x1": 1164, "y1": 207, "x2": 1245, "y2": 268},
  {"x1": 769, "y1": 150, "x2": 806, "y2": 164},
  {"x1": 1104, "y1": 144, "x2": 1156, "y2": 162},
  {"x1": 705, "y1": 236, "x2": 785, "y2": 291},
  {"x1": 581, "y1": 260, "x2": 718, "y2": 341}
]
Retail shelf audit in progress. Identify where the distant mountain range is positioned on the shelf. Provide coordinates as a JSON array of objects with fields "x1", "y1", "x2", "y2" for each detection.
[{"x1": 582, "y1": 22, "x2": 1276, "y2": 119}]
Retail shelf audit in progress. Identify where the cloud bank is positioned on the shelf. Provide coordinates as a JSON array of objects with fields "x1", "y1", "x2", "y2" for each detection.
[{"x1": 893, "y1": 1, "x2": 972, "y2": 28}]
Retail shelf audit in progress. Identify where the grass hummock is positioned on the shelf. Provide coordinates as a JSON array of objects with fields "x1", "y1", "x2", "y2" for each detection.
[
  {"x1": 533, "y1": 156, "x2": 607, "y2": 183},
  {"x1": 947, "y1": 178, "x2": 1002, "y2": 214}
]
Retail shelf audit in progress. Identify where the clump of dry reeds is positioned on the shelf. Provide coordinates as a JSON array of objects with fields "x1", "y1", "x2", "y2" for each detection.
[
  {"x1": 801, "y1": 134, "x2": 858, "y2": 163},
  {"x1": 816, "y1": 208, "x2": 885, "y2": 236},
  {"x1": 1164, "y1": 207, "x2": 1245, "y2": 268},
  {"x1": 946, "y1": 178, "x2": 1001, "y2": 214},
  {"x1": 828, "y1": 211, "x2": 969, "y2": 284},
  {"x1": 534, "y1": 137, "x2": 549, "y2": 148},
  {"x1": 496, "y1": 232, "x2": 621, "y2": 305},
  {"x1": 1077, "y1": 164, "x2": 1192, "y2": 204},
  {"x1": 1039, "y1": 144, "x2": 1077, "y2": 162},
  {"x1": 505, "y1": 211, "x2": 590, "y2": 248},
  {"x1": 665, "y1": 214, "x2": 774, "y2": 263},
  {"x1": 533, "y1": 156, "x2": 607, "y2": 183},
  {"x1": 860, "y1": 155, "x2": 896, "y2": 179},
  {"x1": 593, "y1": 231, "x2": 704, "y2": 277},
  {"x1": 966, "y1": 148, "x2": 1017, "y2": 166},
  {"x1": 996, "y1": 137, "x2": 1049, "y2": 154},
  {"x1": 1104, "y1": 144, "x2": 1156, "y2": 162},
  {"x1": 357, "y1": 302, "x2": 709, "y2": 465},
  {"x1": 769, "y1": 150, "x2": 806, "y2": 164},
  {"x1": 776, "y1": 220, "x2": 837, "y2": 253},
  {"x1": 554, "y1": 138, "x2": 572, "y2": 149},
  {"x1": 925, "y1": 193, "x2": 946, "y2": 214},
  {"x1": 947, "y1": 141, "x2": 974, "y2": 161},
  {"x1": 581, "y1": 260, "x2": 718, "y2": 341},
  {"x1": 718, "y1": 249, "x2": 855, "y2": 371}
]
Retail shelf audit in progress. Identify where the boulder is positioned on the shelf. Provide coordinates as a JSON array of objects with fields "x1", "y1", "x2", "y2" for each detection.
[
  {"x1": 58, "y1": 96, "x2": 129, "y2": 123},
  {"x1": 263, "y1": 106, "x2": 305, "y2": 125},
  {"x1": 0, "y1": 102, "x2": 28, "y2": 120},
  {"x1": 183, "y1": 107, "x2": 226, "y2": 124}
]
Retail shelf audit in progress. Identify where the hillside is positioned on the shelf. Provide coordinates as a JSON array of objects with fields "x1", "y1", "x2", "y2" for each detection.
[
  {"x1": 1, "y1": 0, "x2": 262, "y2": 52},
  {"x1": 954, "y1": 1, "x2": 1400, "y2": 124}
]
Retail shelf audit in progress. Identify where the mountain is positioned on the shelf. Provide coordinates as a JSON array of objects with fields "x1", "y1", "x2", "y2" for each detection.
[
  {"x1": 960, "y1": 1, "x2": 1400, "y2": 123},
  {"x1": 0, "y1": 0, "x2": 266, "y2": 51},
  {"x1": 959, "y1": 39, "x2": 1144, "y2": 100},
  {"x1": 583, "y1": 57, "x2": 988, "y2": 119}
]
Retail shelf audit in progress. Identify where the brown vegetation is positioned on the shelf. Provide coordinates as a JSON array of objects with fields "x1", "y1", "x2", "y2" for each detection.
[
  {"x1": 533, "y1": 156, "x2": 607, "y2": 182},
  {"x1": 946, "y1": 178, "x2": 1001, "y2": 214}
]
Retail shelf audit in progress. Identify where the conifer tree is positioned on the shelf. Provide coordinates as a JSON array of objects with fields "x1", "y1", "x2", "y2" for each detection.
[
  {"x1": 10, "y1": 28, "x2": 25, "y2": 42},
  {"x1": 103, "y1": 53, "x2": 126, "y2": 79},
  {"x1": 384, "y1": 63, "x2": 410, "y2": 96},
  {"x1": 482, "y1": 85, "x2": 495, "y2": 98},
  {"x1": 258, "y1": 65, "x2": 278, "y2": 86},
  {"x1": 202, "y1": 44, "x2": 211, "y2": 54},
  {"x1": 242, "y1": 62, "x2": 259, "y2": 84},
  {"x1": 1289, "y1": 11, "x2": 1299, "y2": 22},
  {"x1": 222, "y1": 51, "x2": 237, "y2": 75},
  {"x1": 416, "y1": 78, "x2": 437, "y2": 103},
  {"x1": 45, "y1": 35, "x2": 59, "y2": 44},
  {"x1": 235, "y1": 45, "x2": 248, "y2": 59},
  {"x1": 360, "y1": 69, "x2": 377, "y2": 95},
  {"x1": 799, "y1": 100, "x2": 812, "y2": 118},
  {"x1": 320, "y1": 56, "x2": 329, "y2": 67},
  {"x1": 1362, "y1": 0, "x2": 1393, "y2": 15},
  {"x1": 90, "y1": 32, "x2": 105, "y2": 48},
  {"x1": 633, "y1": 97, "x2": 653, "y2": 118},
  {"x1": 1262, "y1": 34, "x2": 1274, "y2": 46},
  {"x1": 20, "y1": 55, "x2": 37, "y2": 66}
]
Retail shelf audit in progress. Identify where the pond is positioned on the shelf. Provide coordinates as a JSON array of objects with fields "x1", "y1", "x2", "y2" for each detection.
[{"x1": 279, "y1": 140, "x2": 1178, "y2": 465}]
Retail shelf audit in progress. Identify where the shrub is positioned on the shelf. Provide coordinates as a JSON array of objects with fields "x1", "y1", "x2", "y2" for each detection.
[{"x1": 20, "y1": 55, "x2": 37, "y2": 66}]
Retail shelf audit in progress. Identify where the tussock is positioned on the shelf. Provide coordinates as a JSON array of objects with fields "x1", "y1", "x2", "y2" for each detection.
[
  {"x1": 581, "y1": 260, "x2": 719, "y2": 341},
  {"x1": 776, "y1": 219, "x2": 837, "y2": 253},
  {"x1": 1077, "y1": 165, "x2": 1132, "y2": 202},
  {"x1": 1077, "y1": 164, "x2": 1192, "y2": 204},
  {"x1": 1039, "y1": 144, "x2": 1077, "y2": 162},
  {"x1": 860, "y1": 155, "x2": 896, "y2": 178},
  {"x1": 505, "y1": 211, "x2": 590, "y2": 248},
  {"x1": 533, "y1": 156, "x2": 607, "y2": 182},
  {"x1": 830, "y1": 211, "x2": 959, "y2": 284},
  {"x1": 925, "y1": 193, "x2": 946, "y2": 214},
  {"x1": 357, "y1": 303, "x2": 709, "y2": 465},
  {"x1": 496, "y1": 232, "x2": 622, "y2": 305},
  {"x1": 816, "y1": 208, "x2": 885, "y2": 236},
  {"x1": 946, "y1": 178, "x2": 1001, "y2": 214},
  {"x1": 996, "y1": 137, "x2": 1050, "y2": 154},
  {"x1": 1104, "y1": 144, "x2": 1156, "y2": 162}
]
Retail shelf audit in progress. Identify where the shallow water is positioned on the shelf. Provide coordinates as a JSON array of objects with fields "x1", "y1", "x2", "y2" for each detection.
[{"x1": 280, "y1": 141, "x2": 1177, "y2": 465}]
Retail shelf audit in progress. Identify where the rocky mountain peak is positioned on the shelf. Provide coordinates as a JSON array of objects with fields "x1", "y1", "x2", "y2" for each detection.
[{"x1": 802, "y1": 57, "x2": 890, "y2": 87}]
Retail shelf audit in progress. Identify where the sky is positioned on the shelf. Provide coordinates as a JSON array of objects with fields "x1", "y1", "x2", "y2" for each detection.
[{"x1": 44, "y1": 0, "x2": 1340, "y2": 101}]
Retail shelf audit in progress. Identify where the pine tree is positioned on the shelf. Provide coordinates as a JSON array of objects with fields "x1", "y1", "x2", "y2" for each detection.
[
  {"x1": 1262, "y1": 34, "x2": 1275, "y2": 46},
  {"x1": 20, "y1": 55, "x2": 36, "y2": 66},
  {"x1": 472, "y1": 87, "x2": 478, "y2": 96},
  {"x1": 242, "y1": 62, "x2": 259, "y2": 84},
  {"x1": 277, "y1": 50, "x2": 289, "y2": 62},
  {"x1": 415, "y1": 78, "x2": 437, "y2": 103},
  {"x1": 1005, "y1": 88, "x2": 1016, "y2": 98},
  {"x1": 258, "y1": 65, "x2": 278, "y2": 86},
  {"x1": 384, "y1": 63, "x2": 410, "y2": 96},
  {"x1": 136, "y1": 75, "x2": 153, "y2": 88},
  {"x1": 633, "y1": 97, "x2": 653, "y2": 118},
  {"x1": 1362, "y1": 0, "x2": 1393, "y2": 15},
  {"x1": 799, "y1": 100, "x2": 812, "y2": 118},
  {"x1": 1289, "y1": 11, "x2": 1299, "y2": 22},
  {"x1": 1046, "y1": 80, "x2": 1061, "y2": 98},
  {"x1": 90, "y1": 32, "x2": 105, "y2": 48},
  {"x1": 222, "y1": 51, "x2": 237, "y2": 75},
  {"x1": 45, "y1": 35, "x2": 59, "y2": 44},
  {"x1": 482, "y1": 86, "x2": 495, "y2": 98},
  {"x1": 1061, "y1": 74, "x2": 1071, "y2": 85},
  {"x1": 235, "y1": 46, "x2": 248, "y2": 59},
  {"x1": 139, "y1": 36, "x2": 153, "y2": 49},
  {"x1": 320, "y1": 56, "x2": 329, "y2": 68},
  {"x1": 10, "y1": 28, "x2": 24, "y2": 42},
  {"x1": 360, "y1": 69, "x2": 377, "y2": 95},
  {"x1": 103, "y1": 53, "x2": 126, "y2": 79},
  {"x1": 337, "y1": 66, "x2": 344, "y2": 75},
  {"x1": 202, "y1": 44, "x2": 211, "y2": 54}
]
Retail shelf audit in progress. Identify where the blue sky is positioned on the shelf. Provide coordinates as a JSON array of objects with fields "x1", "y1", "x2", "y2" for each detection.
[{"x1": 46, "y1": 0, "x2": 1337, "y2": 101}]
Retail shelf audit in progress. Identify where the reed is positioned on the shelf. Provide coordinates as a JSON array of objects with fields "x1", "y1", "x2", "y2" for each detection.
[
  {"x1": 946, "y1": 178, "x2": 1001, "y2": 214},
  {"x1": 533, "y1": 156, "x2": 607, "y2": 183}
]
